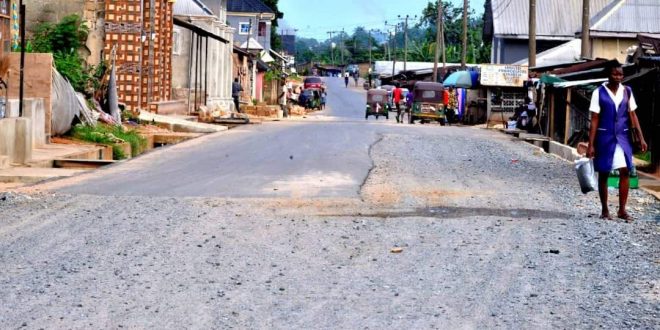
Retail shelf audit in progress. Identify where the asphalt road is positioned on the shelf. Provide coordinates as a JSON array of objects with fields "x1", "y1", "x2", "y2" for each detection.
[
  {"x1": 57, "y1": 77, "x2": 400, "y2": 198},
  {"x1": 1, "y1": 77, "x2": 658, "y2": 329}
]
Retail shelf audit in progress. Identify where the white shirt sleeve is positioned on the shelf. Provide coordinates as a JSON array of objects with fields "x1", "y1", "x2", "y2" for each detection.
[
  {"x1": 589, "y1": 88, "x2": 601, "y2": 114},
  {"x1": 629, "y1": 89, "x2": 638, "y2": 112}
]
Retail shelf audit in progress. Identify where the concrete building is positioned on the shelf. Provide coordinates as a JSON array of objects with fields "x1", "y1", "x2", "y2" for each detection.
[
  {"x1": 226, "y1": 0, "x2": 275, "y2": 51},
  {"x1": 226, "y1": 0, "x2": 276, "y2": 101},
  {"x1": 172, "y1": 0, "x2": 235, "y2": 112}
]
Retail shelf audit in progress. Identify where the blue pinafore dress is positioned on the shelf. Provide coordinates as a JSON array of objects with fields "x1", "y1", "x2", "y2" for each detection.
[{"x1": 593, "y1": 85, "x2": 634, "y2": 173}]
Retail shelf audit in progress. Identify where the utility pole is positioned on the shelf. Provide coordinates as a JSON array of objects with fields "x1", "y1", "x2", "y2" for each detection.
[
  {"x1": 581, "y1": 0, "x2": 590, "y2": 59},
  {"x1": 403, "y1": 15, "x2": 409, "y2": 72},
  {"x1": 461, "y1": 0, "x2": 469, "y2": 68},
  {"x1": 328, "y1": 31, "x2": 339, "y2": 66},
  {"x1": 529, "y1": 0, "x2": 537, "y2": 67},
  {"x1": 340, "y1": 28, "x2": 345, "y2": 66},
  {"x1": 368, "y1": 30, "x2": 373, "y2": 69},
  {"x1": 327, "y1": 31, "x2": 336, "y2": 65},
  {"x1": 385, "y1": 21, "x2": 397, "y2": 76},
  {"x1": 18, "y1": 0, "x2": 25, "y2": 116},
  {"x1": 433, "y1": 1, "x2": 441, "y2": 82}
]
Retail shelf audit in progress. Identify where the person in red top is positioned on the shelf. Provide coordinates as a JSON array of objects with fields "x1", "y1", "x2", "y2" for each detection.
[{"x1": 393, "y1": 84, "x2": 403, "y2": 123}]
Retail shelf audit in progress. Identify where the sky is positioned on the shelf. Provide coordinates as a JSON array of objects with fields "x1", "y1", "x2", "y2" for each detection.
[{"x1": 278, "y1": 0, "x2": 486, "y2": 40}]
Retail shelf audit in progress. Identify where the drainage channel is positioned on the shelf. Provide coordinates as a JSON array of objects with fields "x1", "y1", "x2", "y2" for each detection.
[{"x1": 326, "y1": 206, "x2": 572, "y2": 220}]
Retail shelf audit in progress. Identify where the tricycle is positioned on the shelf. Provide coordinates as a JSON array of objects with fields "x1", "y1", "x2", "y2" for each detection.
[
  {"x1": 365, "y1": 88, "x2": 389, "y2": 120},
  {"x1": 409, "y1": 82, "x2": 446, "y2": 125}
]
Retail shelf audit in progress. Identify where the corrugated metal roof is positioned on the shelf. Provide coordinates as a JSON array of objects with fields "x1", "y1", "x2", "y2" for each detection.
[
  {"x1": 227, "y1": 0, "x2": 273, "y2": 14},
  {"x1": 174, "y1": 0, "x2": 214, "y2": 17},
  {"x1": 591, "y1": 0, "x2": 660, "y2": 33},
  {"x1": 492, "y1": 0, "x2": 612, "y2": 38}
]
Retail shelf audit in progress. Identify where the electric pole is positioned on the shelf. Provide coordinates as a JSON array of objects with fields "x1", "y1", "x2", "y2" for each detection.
[
  {"x1": 385, "y1": 21, "x2": 397, "y2": 76},
  {"x1": 462, "y1": 0, "x2": 469, "y2": 68},
  {"x1": 401, "y1": 15, "x2": 410, "y2": 72},
  {"x1": 581, "y1": 0, "x2": 590, "y2": 59},
  {"x1": 327, "y1": 31, "x2": 338, "y2": 65},
  {"x1": 529, "y1": 0, "x2": 537, "y2": 67},
  {"x1": 368, "y1": 30, "x2": 373, "y2": 68},
  {"x1": 340, "y1": 28, "x2": 345, "y2": 66},
  {"x1": 433, "y1": 0, "x2": 442, "y2": 82}
]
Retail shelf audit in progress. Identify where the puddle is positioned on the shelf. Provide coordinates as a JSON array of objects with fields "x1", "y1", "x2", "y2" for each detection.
[{"x1": 326, "y1": 206, "x2": 571, "y2": 220}]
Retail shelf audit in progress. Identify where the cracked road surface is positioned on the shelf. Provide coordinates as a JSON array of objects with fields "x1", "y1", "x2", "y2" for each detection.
[{"x1": 0, "y1": 77, "x2": 658, "y2": 328}]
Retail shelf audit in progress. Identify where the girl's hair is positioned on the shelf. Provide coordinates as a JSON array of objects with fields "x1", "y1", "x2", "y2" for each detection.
[{"x1": 604, "y1": 60, "x2": 622, "y2": 74}]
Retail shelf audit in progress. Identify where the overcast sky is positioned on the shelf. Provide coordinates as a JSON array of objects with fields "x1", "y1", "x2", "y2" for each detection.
[{"x1": 278, "y1": 0, "x2": 486, "y2": 40}]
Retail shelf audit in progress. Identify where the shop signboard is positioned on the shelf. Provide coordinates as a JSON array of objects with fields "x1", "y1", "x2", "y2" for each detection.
[{"x1": 480, "y1": 64, "x2": 528, "y2": 87}]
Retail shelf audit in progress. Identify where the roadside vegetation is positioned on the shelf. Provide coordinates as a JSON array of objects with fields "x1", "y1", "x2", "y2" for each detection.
[
  {"x1": 24, "y1": 14, "x2": 106, "y2": 94},
  {"x1": 71, "y1": 124, "x2": 148, "y2": 160}
]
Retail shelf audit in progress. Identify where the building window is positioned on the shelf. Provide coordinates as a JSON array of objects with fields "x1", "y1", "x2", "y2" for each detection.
[
  {"x1": 258, "y1": 22, "x2": 266, "y2": 37},
  {"x1": 172, "y1": 28, "x2": 182, "y2": 55},
  {"x1": 239, "y1": 22, "x2": 251, "y2": 35}
]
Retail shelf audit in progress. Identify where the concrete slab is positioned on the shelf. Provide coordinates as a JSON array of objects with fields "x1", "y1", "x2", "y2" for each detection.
[
  {"x1": 30, "y1": 143, "x2": 106, "y2": 168},
  {"x1": 139, "y1": 112, "x2": 228, "y2": 134},
  {"x1": 0, "y1": 167, "x2": 87, "y2": 184}
]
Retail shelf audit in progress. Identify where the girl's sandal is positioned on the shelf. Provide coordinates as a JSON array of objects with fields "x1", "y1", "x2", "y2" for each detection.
[
  {"x1": 600, "y1": 213, "x2": 613, "y2": 220},
  {"x1": 617, "y1": 212, "x2": 634, "y2": 223}
]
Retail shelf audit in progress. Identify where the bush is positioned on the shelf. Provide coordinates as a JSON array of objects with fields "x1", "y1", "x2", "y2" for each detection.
[{"x1": 26, "y1": 14, "x2": 105, "y2": 94}]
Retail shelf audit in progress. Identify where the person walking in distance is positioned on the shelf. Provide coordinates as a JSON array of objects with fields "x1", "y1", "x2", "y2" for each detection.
[
  {"x1": 344, "y1": 71, "x2": 350, "y2": 88},
  {"x1": 587, "y1": 62, "x2": 647, "y2": 221},
  {"x1": 278, "y1": 81, "x2": 289, "y2": 118},
  {"x1": 354, "y1": 71, "x2": 359, "y2": 87},
  {"x1": 393, "y1": 84, "x2": 403, "y2": 123},
  {"x1": 232, "y1": 77, "x2": 243, "y2": 113}
]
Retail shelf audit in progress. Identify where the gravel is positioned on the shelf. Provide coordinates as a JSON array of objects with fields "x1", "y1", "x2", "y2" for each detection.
[{"x1": 0, "y1": 125, "x2": 658, "y2": 329}]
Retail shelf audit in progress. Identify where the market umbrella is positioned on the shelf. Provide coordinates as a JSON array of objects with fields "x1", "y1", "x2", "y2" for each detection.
[{"x1": 443, "y1": 71, "x2": 478, "y2": 88}]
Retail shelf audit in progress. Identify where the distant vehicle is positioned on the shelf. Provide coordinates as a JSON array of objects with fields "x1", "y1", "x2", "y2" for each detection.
[
  {"x1": 379, "y1": 85, "x2": 395, "y2": 112},
  {"x1": 299, "y1": 89, "x2": 321, "y2": 110},
  {"x1": 365, "y1": 88, "x2": 389, "y2": 120},
  {"x1": 303, "y1": 77, "x2": 323, "y2": 90},
  {"x1": 409, "y1": 82, "x2": 446, "y2": 125}
]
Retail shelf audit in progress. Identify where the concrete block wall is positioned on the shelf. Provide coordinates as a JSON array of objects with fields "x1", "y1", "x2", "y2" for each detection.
[
  {"x1": 549, "y1": 141, "x2": 582, "y2": 162},
  {"x1": 0, "y1": 117, "x2": 32, "y2": 165},
  {"x1": 6, "y1": 98, "x2": 47, "y2": 147}
]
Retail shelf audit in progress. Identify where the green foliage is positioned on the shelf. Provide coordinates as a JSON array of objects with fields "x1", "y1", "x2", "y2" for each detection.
[
  {"x1": 264, "y1": 68, "x2": 283, "y2": 82},
  {"x1": 71, "y1": 124, "x2": 148, "y2": 160},
  {"x1": 296, "y1": 0, "x2": 491, "y2": 65},
  {"x1": 31, "y1": 14, "x2": 89, "y2": 54},
  {"x1": 26, "y1": 15, "x2": 104, "y2": 94}
]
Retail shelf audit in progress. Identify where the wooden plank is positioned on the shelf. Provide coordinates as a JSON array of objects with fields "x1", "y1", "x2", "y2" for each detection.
[{"x1": 564, "y1": 88, "x2": 572, "y2": 145}]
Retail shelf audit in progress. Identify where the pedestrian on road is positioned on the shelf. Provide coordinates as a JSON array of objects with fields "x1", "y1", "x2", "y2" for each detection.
[
  {"x1": 344, "y1": 71, "x2": 350, "y2": 88},
  {"x1": 446, "y1": 86, "x2": 457, "y2": 125},
  {"x1": 320, "y1": 90, "x2": 327, "y2": 110},
  {"x1": 354, "y1": 71, "x2": 359, "y2": 87},
  {"x1": 232, "y1": 78, "x2": 243, "y2": 113},
  {"x1": 279, "y1": 81, "x2": 289, "y2": 118},
  {"x1": 368, "y1": 67, "x2": 373, "y2": 88},
  {"x1": 405, "y1": 89, "x2": 414, "y2": 122},
  {"x1": 587, "y1": 62, "x2": 647, "y2": 221},
  {"x1": 393, "y1": 84, "x2": 403, "y2": 123}
]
